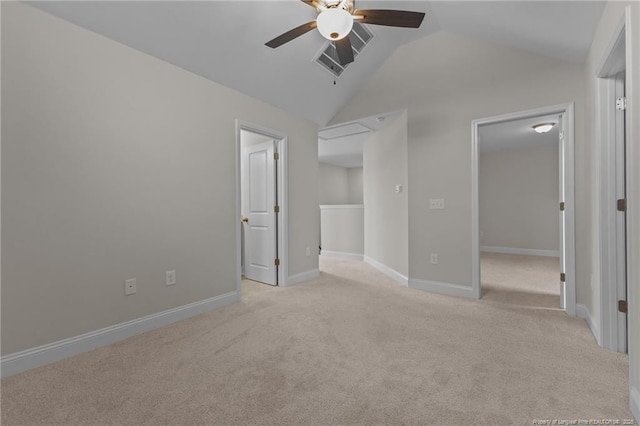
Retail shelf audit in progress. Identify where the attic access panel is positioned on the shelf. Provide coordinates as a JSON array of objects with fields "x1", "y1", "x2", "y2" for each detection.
[{"x1": 314, "y1": 22, "x2": 373, "y2": 78}]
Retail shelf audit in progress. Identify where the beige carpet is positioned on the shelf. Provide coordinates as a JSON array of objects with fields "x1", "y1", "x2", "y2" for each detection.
[
  {"x1": 1, "y1": 257, "x2": 633, "y2": 425},
  {"x1": 481, "y1": 252, "x2": 561, "y2": 309},
  {"x1": 241, "y1": 278, "x2": 278, "y2": 298}
]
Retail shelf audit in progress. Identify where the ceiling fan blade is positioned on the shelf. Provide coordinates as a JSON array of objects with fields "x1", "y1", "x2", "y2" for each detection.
[
  {"x1": 265, "y1": 21, "x2": 317, "y2": 48},
  {"x1": 355, "y1": 10, "x2": 425, "y2": 28},
  {"x1": 300, "y1": 0, "x2": 319, "y2": 8},
  {"x1": 335, "y1": 36, "x2": 354, "y2": 66}
]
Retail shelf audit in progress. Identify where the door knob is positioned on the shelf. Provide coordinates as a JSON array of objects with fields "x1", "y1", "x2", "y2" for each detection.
[{"x1": 242, "y1": 217, "x2": 249, "y2": 223}]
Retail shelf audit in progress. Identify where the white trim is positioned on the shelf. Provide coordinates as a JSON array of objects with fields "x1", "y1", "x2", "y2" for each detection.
[
  {"x1": 319, "y1": 204, "x2": 364, "y2": 210},
  {"x1": 595, "y1": 9, "x2": 632, "y2": 354},
  {"x1": 409, "y1": 278, "x2": 477, "y2": 299},
  {"x1": 0, "y1": 291, "x2": 239, "y2": 378},
  {"x1": 577, "y1": 303, "x2": 601, "y2": 346},
  {"x1": 320, "y1": 251, "x2": 364, "y2": 261},
  {"x1": 625, "y1": 5, "x2": 638, "y2": 417},
  {"x1": 471, "y1": 102, "x2": 576, "y2": 314},
  {"x1": 363, "y1": 255, "x2": 408, "y2": 287},
  {"x1": 235, "y1": 121, "x2": 289, "y2": 291},
  {"x1": 480, "y1": 246, "x2": 560, "y2": 258},
  {"x1": 284, "y1": 269, "x2": 320, "y2": 287},
  {"x1": 631, "y1": 386, "x2": 640, "y2": 424}
]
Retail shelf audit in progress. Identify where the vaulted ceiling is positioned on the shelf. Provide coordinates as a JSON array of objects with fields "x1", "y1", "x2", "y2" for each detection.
[{"x1": 29, "y1": 1, "x2": 605, "y2": 126}]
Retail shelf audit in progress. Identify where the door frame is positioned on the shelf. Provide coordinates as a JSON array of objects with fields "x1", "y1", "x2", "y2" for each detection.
[
  {"x1": 595, "y1": 11, "x2": 631, "y2": 353},
  {"x1": 235, "y1": 120, "x2": 289, "y2": 294},
  {"x1": 471, "y1": 102, "x2": 577, "y2": 316}
]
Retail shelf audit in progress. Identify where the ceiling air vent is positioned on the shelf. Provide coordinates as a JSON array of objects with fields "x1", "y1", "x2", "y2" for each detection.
[{"x1": 314, "y1": 22, "x2": 373, "y2": 78}]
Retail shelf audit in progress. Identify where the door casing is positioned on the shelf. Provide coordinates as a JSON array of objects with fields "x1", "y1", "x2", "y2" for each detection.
[
  {"x1": 595, "y1": 13, "x2": 630, "y2": 353},
  {"x1": 235, "y1": 120, "x2": 289, "y2": 294},
  {"x1": 471, "y1": 103, "x2": 577, "y2": 317}
]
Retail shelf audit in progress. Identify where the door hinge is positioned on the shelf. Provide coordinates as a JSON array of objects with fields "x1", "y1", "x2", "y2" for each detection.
[
  {"x1": 560, "y1": 272, "x2": 566, "y2": 282},
  {"x1": 274, "y1": 205, "x2": 280, "y2": 213},
  {"x1": 559, "y1": 131, "x2": 565, "y2": 140},
  {"x1": 275, "y1": 258, "x2": 280, "y2": 266},
  {"x1": 560, "y1": 202, "x2": 565, "y2": 211},
  {"x1": 274, "y1": 152, "x2": 279, "y2": 160},
  {"x1": 618, "y1": 300, "x2": 628, "y2": 313},
  {"x1": 617, "y1": 199, "x2": 627, "y2": 212},
  {"x1": 616, "y1": 97, "x2": 627, "y2": 111}
]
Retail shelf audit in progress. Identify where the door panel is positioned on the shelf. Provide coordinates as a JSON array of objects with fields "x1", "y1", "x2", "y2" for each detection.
[
  {"x1": 242, "y1": 140, "x2": 277, "y2": 285},
  {"x1": 558, "y1": 114, "x2": 566, "y2": 310}
]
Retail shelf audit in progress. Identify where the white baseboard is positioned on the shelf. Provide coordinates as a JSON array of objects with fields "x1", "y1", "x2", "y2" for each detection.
[
  {"x1": 481, "y1": 246, "x2": 560, "y2": 258},
  {"x1": 409, "y1": 278, "x2": 478, "y2": 299},
  {"x1": 631, "y1": 386, "x2": 640, "y2": 424},
  {"x1": 0, "y1": 291, "x2": 240, "y2": 378},
  {"x1": 284, "y1": 269, "x2": 320, "y2": 287},
  {"x1": 363, "y1": 255, "x2": 408, "y2": 287},
  {"x1": 320, "y1": 251, "x2": 364, "y2": 261},
  {"x1": 576, "y1": 303, "x2": 601, "y2": 345}
]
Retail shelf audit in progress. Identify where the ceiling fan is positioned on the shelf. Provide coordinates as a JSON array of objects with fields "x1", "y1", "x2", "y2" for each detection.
[{"x1": 265, "y1": 0, "x2": 425, "y2": 67}]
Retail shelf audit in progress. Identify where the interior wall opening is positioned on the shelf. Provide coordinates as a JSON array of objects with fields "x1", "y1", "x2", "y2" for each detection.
[
  {"x1": 472, "y1": 103, "x2": 576, "y2": 316},
  {"x1": 478, "y1": 114, "x2": 563, "y2": 310},
  {"x1": 236, "y1": 123, "x2": 288, "y2": 298}
]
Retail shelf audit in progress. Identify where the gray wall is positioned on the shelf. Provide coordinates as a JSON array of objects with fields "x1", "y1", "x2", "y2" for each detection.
[
  {"x1": 479, "y1": 144, "x2": 559, "y2": 252},
  {"x1": 332, "y1": 31, "x2": 584, "y2": 288},
  {"x1": 318, "y1": 163, "x2": 349, "y2": 205},
  {"x1": 318, "y1": 163, "x2": 363, "y2": 205},
  {"x1": 1, "y1": 3, "x2": 318, "y2": 355},
  {"x1": 363, "y1": 112, "x2": 408, "y2": 276},
  {"x1": 320, "y1": 206, "x2": 364, "y2": 255},
  {"x1": 347, "y1": 167, "x2": 364, "y2": 204}
]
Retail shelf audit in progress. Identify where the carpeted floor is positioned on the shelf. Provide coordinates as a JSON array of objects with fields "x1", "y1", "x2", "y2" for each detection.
[
  {"x1": 1, "y1": 256, "x2": 633, "y2": 425},
  {"x1": 242, "y1": 278, "x2": 278, "y2": 298},
  {"x1": 481, "y1": 252, "x2": 561, "y2": 309}
]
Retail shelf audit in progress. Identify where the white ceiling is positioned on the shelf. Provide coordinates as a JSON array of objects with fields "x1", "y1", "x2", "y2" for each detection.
[
  {"x1": 318, "y1": 110, "x2": 402, "y2": 168},
  {"x1": 479, "y1": 113, "x2": 559, "y2": 154},
  {"x1": 29, "y1": 1, "x2": 605, "y2": 126},
  {"x1": 429, "y1": 1, "x2": 605, "y2": 64}
]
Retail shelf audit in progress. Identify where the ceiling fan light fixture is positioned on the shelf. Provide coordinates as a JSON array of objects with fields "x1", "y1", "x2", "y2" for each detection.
[
  {"x1": 532, "y1": 123, "x2": 555, "y2": 134},
  {"x1": 317, "y1": 8, "x2": 353, "y2": 41}
]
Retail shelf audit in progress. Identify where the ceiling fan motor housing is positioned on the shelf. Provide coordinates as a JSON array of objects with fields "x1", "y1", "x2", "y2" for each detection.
[{"x1": 317, "y1": 7, "x2": 354, "y2": 41}]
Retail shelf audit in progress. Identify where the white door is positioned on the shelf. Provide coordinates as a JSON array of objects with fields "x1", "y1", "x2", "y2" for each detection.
[
  {"x1": 558, "y1": 114, "x2": 566, "y2": 309},
  {"x1": 242, "y1": 140, "x2": 278, "y2": 285},
  {"x1": 614, "y1": 74, "x2": 627, "y2": 352}
]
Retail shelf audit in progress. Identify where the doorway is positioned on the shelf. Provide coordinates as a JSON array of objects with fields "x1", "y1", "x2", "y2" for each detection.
[
  {"x1": 477, "y1": 113, "x2": 562, "y2": 309},
  {"x1": 471, "y1": 103, "x2": 576, "y2": 316},
  {"x1": 235, "y1": 121, "x2": 289, "y2": 297},
  {"x1": 596, "y1": 17, "x2": 629, "y2": 353}
]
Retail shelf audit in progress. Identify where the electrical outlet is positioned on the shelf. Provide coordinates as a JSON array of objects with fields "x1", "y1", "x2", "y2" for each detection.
[
  {"x1": 306, "y1": 247, "x2": 311, "y2": 256},
  {"x1": 125, "y1": 278, "x2": 137, "y2": 296},
  {"x1": 430, "y1": 254, "x2": 438, "y2": 265},
  {"x1": 166, "y1": 270, "x2": 176, "y2": 286},
  {"x1": 429, "y1": 199, "x2": 445, "y2": 209}
]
